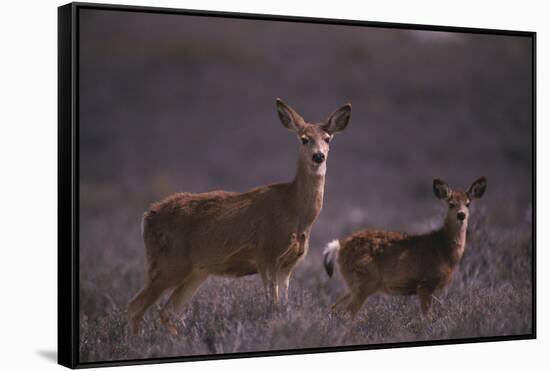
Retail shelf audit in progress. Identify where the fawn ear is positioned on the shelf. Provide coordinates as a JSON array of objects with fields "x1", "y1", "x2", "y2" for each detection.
[
  {"x1": 323, "y1": 103, "x2": 351, "y2": 134},
  {"x1": 433, "y1": 179, "x2": 451, "y2": 200},
  {"x1": 276, "y1": 98, "x2": 305, "y2": 132},
  {"x1": 467, "y1": 177, "x2": 487, "y2": 199}
]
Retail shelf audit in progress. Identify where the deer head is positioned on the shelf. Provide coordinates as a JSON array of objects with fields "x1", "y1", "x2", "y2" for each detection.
[
  {"x1": 433, "y1": 177, "x2": 487, "y2": 231},
  {"x1": 276, "y1": 98, "x2": 351, "y2": 177}
]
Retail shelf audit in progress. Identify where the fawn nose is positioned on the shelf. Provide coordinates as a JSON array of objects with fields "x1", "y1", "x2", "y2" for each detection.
[
  {"x1": 312, "y1": 152, "x2": 325, "y2": 164},
  {"x1": 457, "y1": 211, "x2": 466, "y2": 221}
]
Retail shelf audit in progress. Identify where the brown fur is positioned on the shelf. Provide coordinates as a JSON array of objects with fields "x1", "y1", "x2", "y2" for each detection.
[
  {"x1": 128, "y1": 99, "x2": 351, "y2": 335},
  {"x1": 325, "y1": 177, "x2": 487, "y2": 320}
]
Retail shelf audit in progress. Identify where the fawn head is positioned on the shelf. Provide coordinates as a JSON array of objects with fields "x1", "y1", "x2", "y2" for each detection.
[
  {"x1": 276, "y1": 98, "x2": 351, "y2": 176},
  {"x1": 433, "y1": 177, "x2": 487, "y2": 229}
]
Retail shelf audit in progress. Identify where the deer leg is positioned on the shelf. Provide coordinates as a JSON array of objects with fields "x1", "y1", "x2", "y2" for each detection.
[
  {"x1": 261, "y1": 269, "x2": 280, "y2": 308},
  {"x1": 417, "y1": 284, "x2": 434, "y2": 320},
  {"x1": 345, "y1": 290, "x2": 370, "y2": 320},
  {"x1": 127, "y1": 276, "x2": 169, "y2": 335},
  {"x1": 275, "y1": 232, "x2": 306, "y2": 306},
  {"x1": 277, "y1": 268, "x2": 293, "y2": 305},
  {"x1": 331, "y1": 293, "x2": 351, "y2": 312},
  {"x1": 270, "y1": 272, "x2": 280, "y2": 306},
  {"x1": 344, "y1": 278, "x2": 380, "y2": 321},
  {"x1": 259, "y1": 268, "x2": 272, "y2": 304},
  {"x1": 159, "y1": 270, "x2": 208, "y2": 335}
]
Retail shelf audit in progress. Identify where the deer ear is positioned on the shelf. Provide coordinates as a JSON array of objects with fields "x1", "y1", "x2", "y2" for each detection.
[
  {"x1": 433, "y1": 179, "x2": 451, "y2": 200},
  {"x1": 323, "y1": 103, "x2": 351, "y2": 134},
  {"x1": 467, "y1": 177, "x2": 487, "y2": 199},
  {"x1": 276, "y1": 98, "x2": 304, "y2": 132}
]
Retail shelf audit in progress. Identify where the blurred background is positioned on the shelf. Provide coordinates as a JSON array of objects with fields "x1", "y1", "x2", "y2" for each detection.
[{"x1": 78, "y1": 8, "x2": 533, "y2": 363}]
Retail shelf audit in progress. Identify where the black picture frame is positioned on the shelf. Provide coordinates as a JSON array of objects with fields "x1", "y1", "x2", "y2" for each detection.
[{"x1": 58, "y1": 2, "x2": 536, "y2": 368}]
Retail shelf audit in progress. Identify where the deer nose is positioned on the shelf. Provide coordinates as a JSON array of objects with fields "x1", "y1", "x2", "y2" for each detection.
[
  {"x1": 457, "y1": 211, "x2": 466, "y2": 221},
  {"x1": 312, "y1": 152, "x2": 325, "y2": 164}
]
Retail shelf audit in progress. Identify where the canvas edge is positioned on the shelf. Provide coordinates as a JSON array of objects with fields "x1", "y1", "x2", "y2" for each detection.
[
  {"x1": 58, "y1": 1, "x2": 537, "y2": 368},
  {"x1": 58, "y1": 3, "x2": 79, "y2": 369},
  {"x1": 72, "y1": 1, "x2": 535, "y2": 35}
]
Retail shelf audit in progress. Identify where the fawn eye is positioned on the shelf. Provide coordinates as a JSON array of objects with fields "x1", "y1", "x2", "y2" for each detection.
[
  {"x1": 301, "y1": 137, "x2": 309, "y2": 145},
  {"x1": 466, "y1": 202, "x2": 471, "y2": 208},
  {"x1": 324, "y1": 137, "x2": 331, "y2": 144},
  {"x1": 449, "y1": 203, "x2": 456, "y2": 209}
]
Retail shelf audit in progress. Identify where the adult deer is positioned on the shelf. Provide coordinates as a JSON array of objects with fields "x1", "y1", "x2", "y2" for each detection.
[
  {"x1": 323, "y1": 177, "x2": 487, "y2": 320},
  {"x1": 128, "y1": 99, "x2": 351, "y2": 335}
]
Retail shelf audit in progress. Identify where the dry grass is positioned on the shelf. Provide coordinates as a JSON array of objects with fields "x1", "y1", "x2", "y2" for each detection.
[{"x1": 79, "y1": 201, "x2": 532, "y2": 362}]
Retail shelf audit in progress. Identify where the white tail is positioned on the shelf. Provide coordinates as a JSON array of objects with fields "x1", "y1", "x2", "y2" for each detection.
[
  {"x1": 323, "y1": 240, "x2": 340, "y2": 277},
  {"x1": 127, "y1": 99, "x2": 351, "y2": 335}
]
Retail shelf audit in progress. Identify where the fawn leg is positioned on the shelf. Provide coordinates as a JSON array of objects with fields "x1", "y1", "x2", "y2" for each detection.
[{"x1": 346, "y1": 290, "x2": 370, "y2": 320}]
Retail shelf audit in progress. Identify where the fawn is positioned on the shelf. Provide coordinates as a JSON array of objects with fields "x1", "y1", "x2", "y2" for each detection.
[
  {"x1": 128, "y1": 99, "x2": 351, "y2": 335},
  {"x1": 323, "y1": 177, "x2": 487, "y2": 319}
]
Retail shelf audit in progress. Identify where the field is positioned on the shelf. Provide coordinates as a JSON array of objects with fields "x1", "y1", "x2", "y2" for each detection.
[{"x1": 78, "y1": 9, "x2": 533, "y2": 362}]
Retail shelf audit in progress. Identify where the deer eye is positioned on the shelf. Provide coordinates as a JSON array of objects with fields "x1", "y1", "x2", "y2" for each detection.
[
  {"x1": 449, "y1": 203, "x2": 457, "y2": 209},
  {"x1": 301, "y1": 137, "x2": 309, "y2": 145},
  {"x1": 324, "y1": 137, "x2": 331, "y2": 144},
  {"x1": 466, "y1": 202, "x2": 471, "y2": 208}
]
